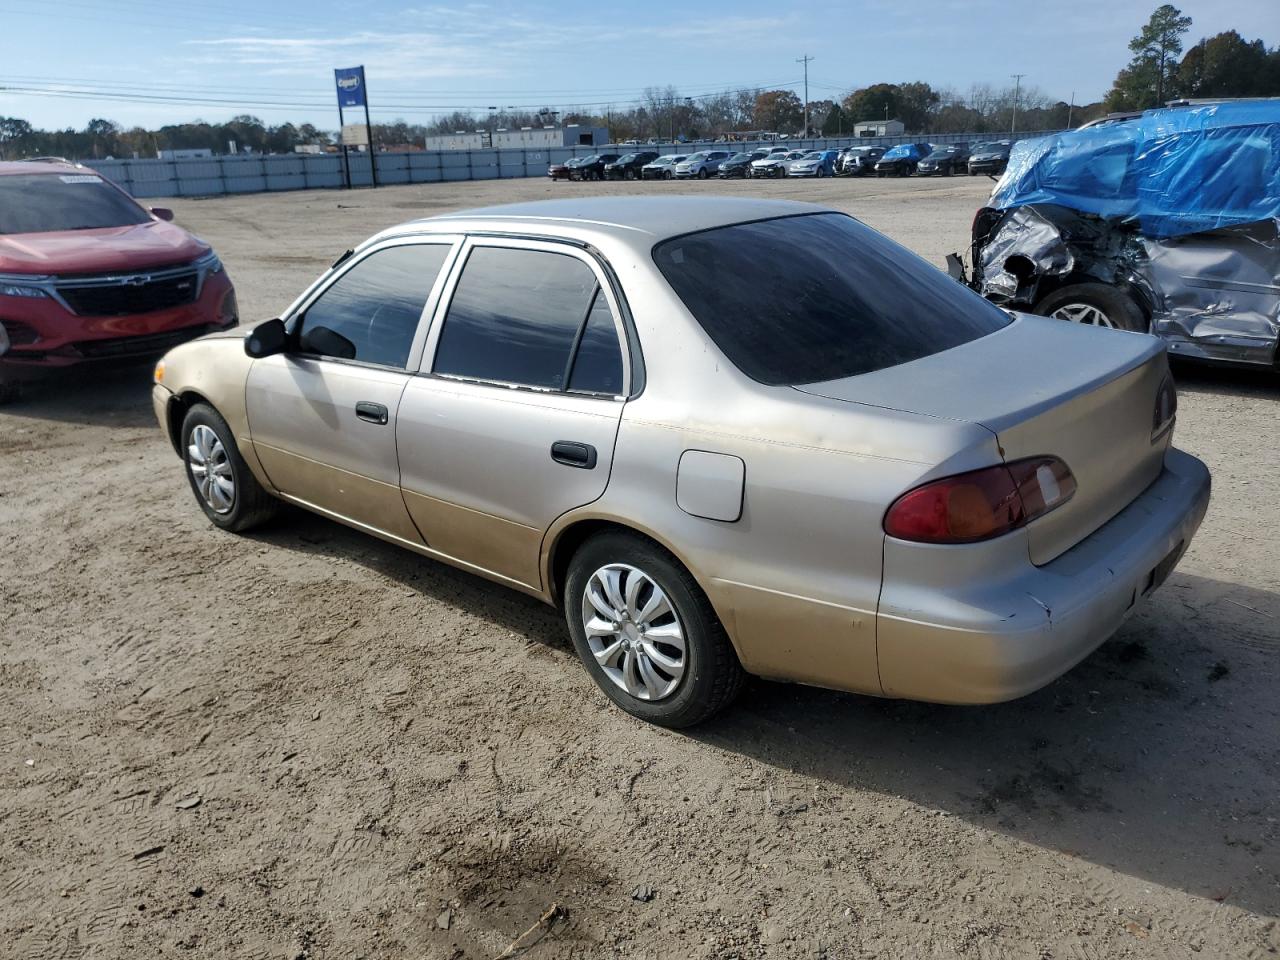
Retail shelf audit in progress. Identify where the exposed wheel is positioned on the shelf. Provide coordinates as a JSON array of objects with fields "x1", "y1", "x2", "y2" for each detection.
[
  {"x1": 816, "y1": 167, "x2": 826, "y2": 178},
  {"x1": 697, "y1": 168, "x2": 708, "y2": 180},
  {"x1": 626, "y1": 169, "x2": 636, "y2": 180},
  {"x1": 181, "y1": 402, "x2": 279, "y2": 532},
  {"x1": 664, "y1": 170, "x2": 673, "y2": 180},
  {"x1": 565, "y1": 531, "x2": 745, "y2": 728},
  {"x1": 1035, "y1": 283, "x2": 1148, "y2": 333}
]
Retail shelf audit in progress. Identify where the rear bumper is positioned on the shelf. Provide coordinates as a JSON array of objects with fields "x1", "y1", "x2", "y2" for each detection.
[{"x1": 876, "y1": 447, "x2": 1211, "y2": 703}]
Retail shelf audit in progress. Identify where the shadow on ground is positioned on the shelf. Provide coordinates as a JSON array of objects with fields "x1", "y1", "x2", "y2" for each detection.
[
  {"x1": 256, "y1": 507, "x2": 1280, "y2": 917},
  {"x1": 0, "y1": 360, "x2": 156, "y2": 429}
]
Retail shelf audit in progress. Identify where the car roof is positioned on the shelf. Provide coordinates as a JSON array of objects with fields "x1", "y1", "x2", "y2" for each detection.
[
  {"x1": 0, "y1": 160, "x2": 88, "y2": 176},
  {"x1": 379, "y1": 197, "x2": 831, "y2": 245}
]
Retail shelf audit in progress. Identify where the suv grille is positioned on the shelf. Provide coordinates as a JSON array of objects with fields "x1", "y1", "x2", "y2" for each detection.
[{"x1": 57, "y1": 270, "x2": 199, "y2": 317}]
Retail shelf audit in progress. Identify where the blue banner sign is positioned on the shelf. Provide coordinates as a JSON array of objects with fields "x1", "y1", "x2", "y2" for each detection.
[{"x1": 335, "y1": 67, "x2": 366, "y2": 109}]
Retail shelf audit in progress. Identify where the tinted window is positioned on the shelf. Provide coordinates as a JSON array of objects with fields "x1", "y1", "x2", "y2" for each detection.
[
  {"x1": 568, "y1": 290, "x2": 624, "y2": 395},
  {"x1": 434, "y1": 246, "x2": 621, "y2": 392},
  {"x1": 0, "y1": 173, "x2": 151, "y2": 234},
  {"x1": 298, "y1": 244, "x2": 448, "y2": 367},
  {"x1": 652, "y1": 213, "x2": 1011, "y2": 386}
]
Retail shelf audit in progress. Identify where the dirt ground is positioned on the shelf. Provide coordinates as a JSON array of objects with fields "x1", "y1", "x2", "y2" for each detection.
[{"x1": 2, "y1": 174, "x2": 1278, "y2": 960}]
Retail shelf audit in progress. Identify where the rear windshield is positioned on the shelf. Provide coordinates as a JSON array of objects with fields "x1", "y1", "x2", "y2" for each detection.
[
  {"x1": 652, "y1": 213, "x2": 1011, "y2": 385},
  {"x1": 0, "y1": 173, "x2": 151, "y2": 234}
]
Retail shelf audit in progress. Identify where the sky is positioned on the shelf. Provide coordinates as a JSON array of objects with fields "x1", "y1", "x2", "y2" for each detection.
[{"x1": 0, "y1": 0, "x2": 1275, "y2": 130}]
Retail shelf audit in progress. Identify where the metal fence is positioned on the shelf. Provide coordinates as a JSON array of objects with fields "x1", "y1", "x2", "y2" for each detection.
[{"x1": 85, "y1": 131, "x2": 1064, "y2": 199}]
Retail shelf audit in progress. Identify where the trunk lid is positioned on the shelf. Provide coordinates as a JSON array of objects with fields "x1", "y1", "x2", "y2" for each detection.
[{"x1": 796, "y1": 314, "x2": 1171, "y2": 564}]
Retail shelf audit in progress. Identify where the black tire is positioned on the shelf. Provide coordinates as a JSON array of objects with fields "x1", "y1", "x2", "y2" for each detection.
[
  {"x1": 1034, "y1": 283, "x2": 1148, "y2": 333},
  {"x1": 663, "y1": 169, "x2": 673, "y2": 180},
  {"x1": 564, "y1": 531, "x2": 746, "y2": 728},
  {"x1": 180, "y1": 402, "x2": 280, "y2": 532},
  {"x1": 816, "y1": 167, "x2": 826, "y2": 178},
  {"x1": 697, "y1": 168, "x2": 708, "y2": 180}
]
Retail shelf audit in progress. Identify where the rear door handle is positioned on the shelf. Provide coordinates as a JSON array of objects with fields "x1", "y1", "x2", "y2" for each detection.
[
  {"x1": 551, "y1": 441, "x2": 597, "y2": 469},
  {"x1": 355, "y1": 401, "x2": 389, "y2": 425}
]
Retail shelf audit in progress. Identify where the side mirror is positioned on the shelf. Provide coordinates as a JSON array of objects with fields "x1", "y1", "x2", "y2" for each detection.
[
  {"x1": 245, "y1": 318, "x2": 287, "y2": 358},
  {"x1": 150, "y1": 206, "x2": 175, "y2": 222},
  {"x1": 299, "y1": 324, "x2": 356, "y2": 360}
]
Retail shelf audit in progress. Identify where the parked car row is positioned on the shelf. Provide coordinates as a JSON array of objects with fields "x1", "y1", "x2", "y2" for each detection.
[{"x1": 549, "y1": 141, "x2": 1014, "y2": 184}]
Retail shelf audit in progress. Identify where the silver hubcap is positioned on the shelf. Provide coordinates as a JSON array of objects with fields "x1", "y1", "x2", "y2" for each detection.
[
  {"x1": 187, "y1": 424, "x2": 235, "y2": 514},
  {"x1": 1051, "y1": 302, "x2": 1114, "y2": 328},
  {"x1": 581, "y1": 563, "x2": 686, "y2": 702}
]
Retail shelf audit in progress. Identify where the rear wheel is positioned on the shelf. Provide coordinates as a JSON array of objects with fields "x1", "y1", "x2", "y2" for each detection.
[
  {"x1": 1035, "y1": 283, "x2": 1148, "y2": 333},
  {"x1": 180, "y1": 403, "x2": 280, "y2": 532},
  {"x1": 565, "y1": 531, "x2": 745, "y2": 728}
]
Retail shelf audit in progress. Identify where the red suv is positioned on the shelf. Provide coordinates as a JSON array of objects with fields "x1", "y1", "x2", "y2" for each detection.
[{"x1": 0, "y1": 161, "x2": 238, "y2": 401}]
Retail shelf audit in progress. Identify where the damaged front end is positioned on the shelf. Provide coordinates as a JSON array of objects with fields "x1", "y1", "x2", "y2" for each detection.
[
  {"x1": 963, "y1": 205, "x2": 1280, "y2": 368},
  {"x1": 953, "y1": 100, "x2": 1280, "y2": 369}
]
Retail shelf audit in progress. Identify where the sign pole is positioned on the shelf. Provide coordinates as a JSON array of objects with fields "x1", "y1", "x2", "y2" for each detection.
[
  {"x1": 334, "y1": 71, "x2": 351, "y2": 189},
  {"x1": 361, "y1": 67, "x2": 377, "y2": 188}
]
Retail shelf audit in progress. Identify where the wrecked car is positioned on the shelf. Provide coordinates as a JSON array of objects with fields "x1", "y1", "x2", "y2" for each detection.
[{"x1": 959, "y1": 101, "x2": 1280, "y2": 368}]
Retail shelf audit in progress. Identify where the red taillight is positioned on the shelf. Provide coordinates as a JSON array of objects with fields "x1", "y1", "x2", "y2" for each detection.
[{"x1": 884, "y1": 457, "x2": 1077, "y2": 544}]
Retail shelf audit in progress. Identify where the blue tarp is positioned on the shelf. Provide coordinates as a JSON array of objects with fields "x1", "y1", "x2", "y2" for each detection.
[
  {"x1": 882, "y1": 143, "x2": 925, "y2": 161},
  {"x1": 990, "y1": 101, "x2": 1280, "y2": 238}
]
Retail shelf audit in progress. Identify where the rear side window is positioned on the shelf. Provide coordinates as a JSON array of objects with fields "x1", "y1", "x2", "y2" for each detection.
[
  {"x1": 652, "y1": 213, "x2": 1011, "y2": 385},
  {"x1": 298, "y1": 243, "x2": 449, "y2": 368},
  {"x1": 433, "y1": 246, "x2": 624, "y2": 394}
]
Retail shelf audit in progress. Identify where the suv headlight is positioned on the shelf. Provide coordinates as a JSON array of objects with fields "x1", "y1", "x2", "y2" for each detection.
[{"x1": 194, "y1": 250, "x2": 223, "y2": 274}]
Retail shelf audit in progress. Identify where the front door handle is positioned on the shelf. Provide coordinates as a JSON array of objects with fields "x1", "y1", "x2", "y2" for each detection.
[
  {"x1": 355, "y1": 401, "x2": 389, "y2": 425},
  {"x1": 551, "y1": 441, "x2": 597, "y2": 469}
]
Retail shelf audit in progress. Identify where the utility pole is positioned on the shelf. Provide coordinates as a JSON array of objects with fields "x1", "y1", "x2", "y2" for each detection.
[
  {"x1": 1067, "y1": 90, "x2": 1075, "y2": 128},
  {"x1": 796, "y1": 55, "x2": 814, "y2": 137},
  {"x1": 1010, "y1": 73, "x2": 1025, "y2": 137}
]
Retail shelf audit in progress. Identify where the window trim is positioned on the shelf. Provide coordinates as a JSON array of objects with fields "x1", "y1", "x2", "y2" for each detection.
[
  {"x1": 417, "y1": 235, "x2": 634, "y2": 400},
  {"x1": 281, "y1": 235, "x2": 463, "y2": 373}
]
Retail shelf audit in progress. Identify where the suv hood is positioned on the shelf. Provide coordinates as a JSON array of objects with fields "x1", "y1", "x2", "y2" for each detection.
[{"x1": 0, "y1": 220, "x2": 207, "y2": 276}]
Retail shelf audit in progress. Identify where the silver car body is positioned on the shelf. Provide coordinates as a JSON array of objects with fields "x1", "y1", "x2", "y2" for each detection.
[
  {"x1": 153, "y1": 198, "x2": 1210, "y2": 704},
  {"x1": 673, "y1": 151, "x2": 729, "y2": 178}
]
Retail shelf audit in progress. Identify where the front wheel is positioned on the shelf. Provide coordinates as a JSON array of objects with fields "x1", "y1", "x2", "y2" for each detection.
[
  {"x1": 663, "y1": 170, "x2": 673, "y2": 180},
  {"x1": 697, "y1": 168, "x2": 708, "y2": 180},
  {"x1": 1035, "y1": 283, "x2": 1148, "y2": 333},
  {"x1": 181, "y1": 403, "x2": 279, "y2": 532},
  {"x1": 816, "y1": 167, "x2": 826, "y2": 178},
  {"x1": 565, "y1": 532, "x2": 745, "y2": 728}
]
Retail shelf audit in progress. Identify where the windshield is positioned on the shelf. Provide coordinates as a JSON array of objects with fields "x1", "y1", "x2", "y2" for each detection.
[
  {"x1": 652, "y1": 213, "x2": 1011, "y2": 386},
  {"x1": 685, "y1": 152, "x2": 708, "y2": 161},
  {"x1": 973, "y1": 142, "x2": 1009, "y2": 155},
  {"x1": 616, "y1": 154, "x2": 636, "y2": 163},
  {"x1": 881, "y1": 145, "x2": 915, "y2": 160},
  {"x1": 729, "y1": 153, "x2": 752, "y2": 161},
  {"x1": 0, "y1": 173, "x2": 151, "y2": 235}
]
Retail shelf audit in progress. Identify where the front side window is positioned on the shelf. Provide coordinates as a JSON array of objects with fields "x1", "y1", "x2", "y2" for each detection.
[
  {"x1": 297, "y1": 243, "x2": 449, "y2": 368},
  {"x1": 653, "y1": 213, "x2": 1011, "y2": 386},
  {"x1": 433, "y1": 246, "x2": 624, "y2": 394}
]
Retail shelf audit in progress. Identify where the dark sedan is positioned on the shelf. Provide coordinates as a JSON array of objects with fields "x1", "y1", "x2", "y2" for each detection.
[
  {"x1": 837, "y1": 146, "x2": 884, "y2": 176},
  {"x1": 967, "y1": 141, "x2": 1012, "y2": 176},
  {"x1": 604, "y1": 152, "x2": 659, "y2": 180},
  {"x1": 916, "y1": 143, "x2": 970, "y2": 177},
  {"x1": 717, "y1": 150, "x2": 769, "y2": 178},
  {"x1": 873, "y1": 143, "x2": 933, "y2": 177},
  {"x1": 570, "y1": 154, "x2": 621, "y2": 181}
]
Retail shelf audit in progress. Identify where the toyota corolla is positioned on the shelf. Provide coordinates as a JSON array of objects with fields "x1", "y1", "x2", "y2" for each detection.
[
  {"x1": 152, "y1": 198, "x2": 1210, "y2": 728},
  {"x1": 0, "y1": 160, "x2": 238, "y2": 402}
]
